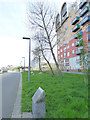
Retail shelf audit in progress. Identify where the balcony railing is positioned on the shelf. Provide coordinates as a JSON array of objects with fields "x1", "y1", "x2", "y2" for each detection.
[
  {"x1": 62, "y1": 14, "x2": 68, "y2": 24},
  {"x1": 75, "y1": 41, "x2": 80, "y2": 47},
  {"x1": 88, "y1": 43, "x2": 90, "y2": 52},
  {"x1": 72, "y1": 17, "x2": 80, "y2": 25},
  {"x1": 62, "y1": 9, "x2": 67, "y2": 17},
  {"x1": 79, "y1": 2, "x2": 87, "y2": 9},
  {"x1": 74, "y1": 33, "x2": 77, "y2": 39},
  {"x1": 72, "y1": 24, "x2": 80, "y2": 32},
  {"x1": 87, "y1": 34, "x2": 90, "y2": 41},
  {"x1": 80, "y1": 16, "x2": 90, "y2": 26},
  {"x1": 75, "y1": 49, "x2": 81, "y2": 55},
  {"x1": 86, "y1": 24, "x2": 90, "y2": 33},
  {"x1": 56, "y1": 22, "x2": 60, "y2": 31},
  {"x1": 75, "y1": 46, "x2": 83, "y2": 55},
  {"x1": 80, "y1": 6, "x2": 89, "y2": 17},
  {"x1": 74, "y1": 31, "x2": 83, "y2": 39}
]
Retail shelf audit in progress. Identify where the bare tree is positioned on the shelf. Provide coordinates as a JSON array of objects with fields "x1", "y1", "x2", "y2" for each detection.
[
  {"x1": 33, "y1": 31, "x2": 55, "y2": 75},
  {"x1": 27, "y1": 1, "x2": 62, "y2": 77}
]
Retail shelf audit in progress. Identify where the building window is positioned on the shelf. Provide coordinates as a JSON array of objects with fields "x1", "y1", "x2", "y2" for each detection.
[
  {"x1": 67, "y1": 33, "x2": 69, "y2": 37},
  {"x1": 71, "y1": 36, "x2": 73, "y2": 39},
  {"x1": 64, "y1": 53, "x2": 66, "y2": 58},
  {"x1": 72, "y1": 43, "x2": 74, "y2": 46},
  {"x1": 58, "y1": 51, "x2": 60, "y2": 54},
  {"x1": 64, "y1": 47, "x2": 66, "y2": 52},
  {"x1": 63, "y1": 44, "x2": 65, "y2": 46},
  {"x1": 61, "y1": 49, "x2": 62, "y2": 52},
  {"x1": 60, "y1": 38, "x2": 62, "y2": 42},
  {"x1": 58, "y1": 46, "x2": 59, "y2": 49},
  {"x1": 58, "y1": 56, "x2": 60, "y2": 59},
  {"x1": 70, "y1": 15, "x2": 72, "y2": 18},
  {"x1": 60, "y1": 44, "x2": 62, "y2": 47},
  {"x1": 63, "y1": 37, "x2": 65, "y2": 41},
  {"x1": 61, "y1": 55, "x2": 63, "y2": 58},
  {"x1": 66, "y1": 26, "x2": 68, "y2": 30},
  {"x1": 66, "y1": 21, "x2": 68, "y2": 25},
  {"x1": 67, "y1": 40, "x2": 69, "y2": 44},
  {"x1": 57, "y1": 31, "x2": 59, "y2": 35},
  {"x1": 72, "y1": 50, "x2": 74, "y2": 54},
  {"x1": 63, "y1": 30, "x2": 65, "y2": 34},
  {"x1": 63, "y1": 41, "x2": 65, "y2": 44},
  {"x1": 67, "y1": 45, "x2": 69, "y2": 49},
  {"x1": 57, "y1": 41, "x2": 59, "y2": 45},
  {"x1": 57, "y1": 36, "x2": 59, "y2": 40},
  {"x1": 67, "y1": 52, "x2": 70, "y2": 56}
]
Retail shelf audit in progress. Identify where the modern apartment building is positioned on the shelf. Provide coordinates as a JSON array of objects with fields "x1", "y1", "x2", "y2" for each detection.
[{"x1": 56, "y1": 0, "x2": 90, "y2": 71}]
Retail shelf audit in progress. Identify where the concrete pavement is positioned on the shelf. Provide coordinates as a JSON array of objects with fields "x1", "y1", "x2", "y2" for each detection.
[
  {"x1": 2, "y1": 72, "x2": 20, "y2": 118},
  {"x1": 62, "y1": 71, "x2": 84, "y2": 74},
  {"x1": 0, "y1": 74, "x2": 2, "y2": 120},
  {"x1": 11, "y1": 72, "x2": 33, "y2": 118}
]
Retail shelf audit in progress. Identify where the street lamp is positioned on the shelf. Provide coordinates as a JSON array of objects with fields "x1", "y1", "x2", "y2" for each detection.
[
  {"x1": 22, "y1": 57, "x2": 25, "y2": 72},
  {"x1": 22, "y1": 37, "x2": 31, "y2": 82}
]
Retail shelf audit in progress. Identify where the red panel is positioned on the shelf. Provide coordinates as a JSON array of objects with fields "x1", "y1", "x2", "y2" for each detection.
[{"x1": 57, "y1": 31, "x2": 89, "y2": 61}]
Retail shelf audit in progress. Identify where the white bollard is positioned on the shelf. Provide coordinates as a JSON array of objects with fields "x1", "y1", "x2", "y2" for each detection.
[{"x1": 32, "y1": 87, "x2": 45, "y2": 118}]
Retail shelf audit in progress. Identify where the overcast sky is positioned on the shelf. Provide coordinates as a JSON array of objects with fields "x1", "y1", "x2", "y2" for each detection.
[{"x1": 0, "y1": 0, "x2": 76, "y2": 68}]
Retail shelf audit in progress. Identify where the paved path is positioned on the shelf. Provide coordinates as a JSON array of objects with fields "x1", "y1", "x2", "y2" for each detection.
[
  {"x1": 2, "y1": 72, "x2": 20, "y2": 118},
  {"x1": 62, "y1": 71, "x2": 84, "y2": 74},
  {"x1": 0, "y1": 74, "x2": 2, "y2": 119},
  {"x1": 11, "y1": 73, "x2": 33, "y2": 118}
]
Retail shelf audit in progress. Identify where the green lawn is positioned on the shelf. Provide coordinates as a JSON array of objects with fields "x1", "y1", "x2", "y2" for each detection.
[{"x1": 21, "y1": 71, "x2": 88, "y2": 118}]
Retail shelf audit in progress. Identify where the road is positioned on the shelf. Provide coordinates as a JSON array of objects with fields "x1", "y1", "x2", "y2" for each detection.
[
  {"x1": 2, "y1": 72, "x2": 20, "y2": 118},
  {"x1": 0, "y1": 74, "x2": 2, "y2": 120}
]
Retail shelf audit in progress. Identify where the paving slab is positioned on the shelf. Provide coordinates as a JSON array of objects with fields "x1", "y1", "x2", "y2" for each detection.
[{"x1": 11, "y1": 73, "x2": 33, "y2": 119}]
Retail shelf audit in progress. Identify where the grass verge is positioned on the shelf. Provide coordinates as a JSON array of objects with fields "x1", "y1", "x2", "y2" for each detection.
[{"x1": 21, "y1": 71, "x2": 88, "y2": 118}]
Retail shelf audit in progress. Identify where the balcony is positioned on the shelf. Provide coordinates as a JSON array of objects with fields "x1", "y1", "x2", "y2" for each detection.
[
  {"x1": 72, "y1": 24, "x2": 80, "y2": 32},
  {"x1": 80, "y1": 16, "x2": 90, "y2": 26},
  {"x1": 79, "y1": 2, "x2": 87, "y2": 9},
  {"x1": 80, "y1": 7, "x2": 89, "y2": 17},
  {"x1": 75, "y1": 41, "x2": 80, "y2": 47},
  {"x1": 62, "y1": 9, "x2": 67, "y2": 17},
  {"x1": 72, "y1": 17, "x2": 80, "y2": 25},
  {"x1": 88, "y1": 43, "x2": 90, "y2": 52},
  {"x1": 87, "y1": 34, "x2": 90, "y2": 41},
  {"x1": 75, "y1": 49, "x2": 81, "y2": 55},
  {"x1": 56, "y1": 22, "x2": 60, "y2": 31},
  {"x1": 74, "y1": 34, "x2": 77, "y2": 39},
  {"x1": 75, "y1": 46, "x2": 83, "y2": 55},
  {"x1": 86, "y1": 24, "x2": 90, "y2": 33},
  {"x1": 74, "y1": 31, "x2": 83, "y2": 39},
  {"x1": 62, "y1": 15, "x2": 68, "y2": 24}
]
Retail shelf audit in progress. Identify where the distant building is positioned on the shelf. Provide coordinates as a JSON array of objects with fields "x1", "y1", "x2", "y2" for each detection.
[
  {"x1": 56, "y1": 0, "x2": 90, "y2": 71},
  {"x1": 40, "y1": 62, "x2": 49, "y2": 71}
]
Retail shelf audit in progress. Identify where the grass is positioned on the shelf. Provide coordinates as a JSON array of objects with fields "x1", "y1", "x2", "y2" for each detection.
[{"x1": 21, "y1": 71, "x2": 88, "y2": 118}]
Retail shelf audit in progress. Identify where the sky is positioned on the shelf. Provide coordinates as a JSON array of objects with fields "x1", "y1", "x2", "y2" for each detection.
[{"x1": 0, "y1": 0, "x2": 76, "y2": 68}]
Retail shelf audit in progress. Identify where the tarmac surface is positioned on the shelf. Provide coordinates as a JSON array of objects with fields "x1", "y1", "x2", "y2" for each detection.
[{"x1": 2, "y1": 72, "x2": 20, "y2": 118}]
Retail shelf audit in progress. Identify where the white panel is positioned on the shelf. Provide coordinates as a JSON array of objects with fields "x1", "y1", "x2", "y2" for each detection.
[{"x1": 69, "y1": 56, "x2": 81, "y2": 69}]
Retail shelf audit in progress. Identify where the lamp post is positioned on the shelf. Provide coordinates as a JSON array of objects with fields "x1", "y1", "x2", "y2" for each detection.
[
  {"x1": 23, "y1": 37, "x2": 31, "y2": 82},
  {"x1": 22, "y1": 57, "x2": 25, "y2": 72}
]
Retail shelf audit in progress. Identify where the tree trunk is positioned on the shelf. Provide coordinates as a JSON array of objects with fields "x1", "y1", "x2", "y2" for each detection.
[
  {"x1": 41, "y1": 14, "x2": 62, "y2": 77},
  {"x1": 50, "y1": 45, "x2": 62, "y2": 77},
  {"x1": 39, "y1": 55, "x2": 42, "y2": 71},
  {"x1": 41, "y1": 49, "x2": 55, "y2": 75}
]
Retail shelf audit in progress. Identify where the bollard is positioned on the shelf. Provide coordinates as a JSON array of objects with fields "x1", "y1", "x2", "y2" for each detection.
[{"x1": 32, "y1": 87, "x2": 45, "y2": 118}]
